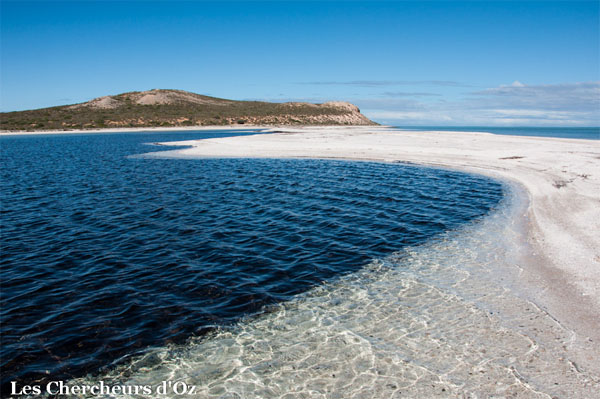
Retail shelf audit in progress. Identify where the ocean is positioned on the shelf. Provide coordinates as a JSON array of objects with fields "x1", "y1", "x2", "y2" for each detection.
[
  {"x1": 1, "y1": 129, "x2": 595, "y2": 398},
  {"x1": 394, "y1": 126, "x2": 600, "y2": 140}
]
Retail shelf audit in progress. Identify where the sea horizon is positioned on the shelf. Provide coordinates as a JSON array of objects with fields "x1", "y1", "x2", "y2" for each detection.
[{"x1": 394, "y1": 125, "x2": 600, "y2": 140}]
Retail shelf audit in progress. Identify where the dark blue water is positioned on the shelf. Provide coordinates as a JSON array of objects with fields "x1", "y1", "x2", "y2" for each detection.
[
  {"x1": 0, "y1": 130, "x2": 503, "y2": 393},
  {"x1": 395, "y1": 126, "x2": 600, "y2": 140}
]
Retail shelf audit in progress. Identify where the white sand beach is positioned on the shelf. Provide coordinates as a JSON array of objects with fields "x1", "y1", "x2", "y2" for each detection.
[{"x1": 153, "y1": 126, "x2": 600, "y2": 370}]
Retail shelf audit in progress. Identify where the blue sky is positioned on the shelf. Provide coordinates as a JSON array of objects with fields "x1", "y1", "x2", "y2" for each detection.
[{"x1": 1, "y1": 1, "x2": 598, "y2": 125}]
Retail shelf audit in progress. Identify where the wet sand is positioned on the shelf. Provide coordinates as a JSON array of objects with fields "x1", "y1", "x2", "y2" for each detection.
[{"x1": 154, "y1": 126, "x2": 600, "y2": 374}]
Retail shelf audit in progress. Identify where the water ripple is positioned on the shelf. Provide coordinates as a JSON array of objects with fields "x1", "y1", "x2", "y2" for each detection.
[{"x1": 0, "y1": 131, "x2": 503, "y2": 392}]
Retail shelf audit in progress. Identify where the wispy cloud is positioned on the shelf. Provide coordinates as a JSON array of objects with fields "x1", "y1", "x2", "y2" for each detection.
[
  {"x1": 358, "y1": 81, "x2": 600, "y2": 126},
  {"x1": 253, "y1": 81, "x2": 598, "y2": 126},
  {"x1": 467, "y1": 81, "x2": 600, "y2": 111},
  {"x1": 297, "y1": 80, "x2": 472, "y2": 87},
  {"x1": 382, "y1": 91, "x2": 441, "y2": 97}
]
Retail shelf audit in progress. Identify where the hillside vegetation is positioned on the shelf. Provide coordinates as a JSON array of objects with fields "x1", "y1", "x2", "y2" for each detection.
[{"x1": 0, "y1": 89, "x2": 377, "y2": 131}]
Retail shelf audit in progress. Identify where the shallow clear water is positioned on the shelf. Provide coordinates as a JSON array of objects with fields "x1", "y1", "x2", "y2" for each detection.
[
  {"x1": 0, "y1": 130, "x2": 505, "y2": 393},
  {"x1": 56, "y1": 183, "x2": 600, "y2": 399},
  {"x1": 395, "y1": 126, "x2": 600, "y2": 140}
]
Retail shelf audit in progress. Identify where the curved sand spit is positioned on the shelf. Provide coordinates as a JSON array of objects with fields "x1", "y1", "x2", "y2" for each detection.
[{"x1": 155, "y1": 126, "x2": 599, "y2": 367}]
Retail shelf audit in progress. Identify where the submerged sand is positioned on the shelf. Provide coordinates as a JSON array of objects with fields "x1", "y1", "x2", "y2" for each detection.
[
  {"x1": 68, "y1": 190, "x2": 596, "y2": 398},
  {"x1": 152, "y1": 127, "x2": 599, "y2": 371},
  {"x1": 28, "y1": 125, "x2": 596, "y2": 399}
]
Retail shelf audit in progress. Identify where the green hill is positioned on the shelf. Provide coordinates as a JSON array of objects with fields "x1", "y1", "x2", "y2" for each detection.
[{"x1": 0, "y1": 89, "x2": 377, "y2": 131}]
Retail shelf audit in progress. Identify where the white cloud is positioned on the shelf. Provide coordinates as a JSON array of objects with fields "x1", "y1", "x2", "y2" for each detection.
[
  {"x1": 259, "y1": 81, "x2": 599, "y2": 126},
  {"x1": 468, "y1": 81, "x2": 600, "y2": 111},
  {"x1": 359, "y1": 81, "x2": 600, "y2": 126}
]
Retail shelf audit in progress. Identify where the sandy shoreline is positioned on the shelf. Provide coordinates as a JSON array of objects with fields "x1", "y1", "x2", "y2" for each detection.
[
  {"x1": 0, "y1": 125, "x2": 286, "y2": 136},
  {"x1": 151, "y1": 126, "x2": 600, "y2": 370}
]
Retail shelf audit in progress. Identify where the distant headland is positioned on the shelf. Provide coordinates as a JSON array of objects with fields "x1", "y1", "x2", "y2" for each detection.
[{"x1": 0, "y1": 89, "x2": 377, "y2": 131}]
